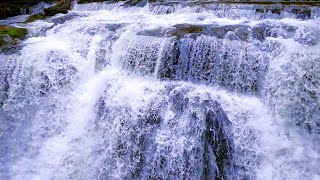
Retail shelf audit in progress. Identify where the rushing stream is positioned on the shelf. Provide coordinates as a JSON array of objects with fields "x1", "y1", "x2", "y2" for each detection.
[{"x1": 1, "y1": 1, "x2": 320, "y2": 179}]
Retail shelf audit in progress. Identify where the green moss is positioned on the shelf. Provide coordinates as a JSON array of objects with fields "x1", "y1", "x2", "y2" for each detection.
[
  {"x1": 0, "y1": 25, "x2": 28, "y2": 47},
  {"x1": 25, "y1": 14, "x2": 47, "y2": 23}
]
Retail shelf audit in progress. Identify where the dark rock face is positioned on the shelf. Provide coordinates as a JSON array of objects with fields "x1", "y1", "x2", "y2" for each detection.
[
  {"x1": 0, "y1": 4, "x2": 22, "y2": 19},
  {"x1": 0, "y1": 0, "x2": 72, "y2": 20},
  {"x1": 172, "y1": 24, "x2": 204, "y2": 38},
  {"x1": 202, "y1": 102, "x2": 234, "y2": 180},
  {"x1": 0, "y1": 0, "x2": 56, "y2": 19},
  {"x1": 255, "y1": 5, "x2": 313, "y2": 19},
  {"x1": 44, "y1": 5, "x2": 68, "y2": 16},
  {"x1": 25, "y1": 0, "x2": 72, "y2": 23},
  {"x1": 45, "y1": 0, "x2": 71, "y2": 15},
  {"x1": 168, "y1": 24, "x2": 268, "y2": 42}
]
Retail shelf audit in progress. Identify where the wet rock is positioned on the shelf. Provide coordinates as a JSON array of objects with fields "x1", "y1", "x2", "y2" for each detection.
[
  {"x1": 0, "y1": 4, "x2": 21, "y2": 19},
  {"x1": 254, "y1": 4, "x2": 314, "y2": 19},
  {"x1": 0, "y1": 0, "x2": 56, "y2": 19},
  {"x1": 140, "y1": 24, "x2": 270, "y2": 42},
  {"x1": 292, "y1": 7, "x2": 311, "y2": 19},
  {"x1": 2, "y1": 34, "x2": 13, "y2": 44},
  {"x1": 0, "y1": 74, "x2": 10, "y2": 108},
  {"x1": 271, "y1": 8, "x2": 281, "y2": 15},
  {"x1": 24, "y1": 13, "x2": 47, "y2": 23},
  {"x1": 137, "y1": 27, "x2": 170, "y2": 37},
  {"x1": 251, "y1": 26, "x2": 266, "y2": 41},
  {"x1": 43, "y1": 0, "x2": 71, "y2": 16},
  {"x1": 171, "y1": 24, "x2": 204, "y2": 37},
  {"x1": 25, "y1": 0, "x2": 72, "y2": 23},
  {"x1": 234, "y1": 26, "x2": 250, "y2": 41},
  {"x1": 43, "y1": 6, "x2": 68, "y2": 16},
  {"x1": 203, "y1": 108, "x2": 233, "y2": 179},
  {"x1": 57, "y1": 0, "x2": 72, "y2": 8},
  {"x1": 208, "y1": 26, "x2": 230, "y2": 39},
  {"x1": 0, "y1": 25, "x2": 28, "y2": 50},
  {"x1": 256, "y1": 6, "x2": 282, "y2": 15}
]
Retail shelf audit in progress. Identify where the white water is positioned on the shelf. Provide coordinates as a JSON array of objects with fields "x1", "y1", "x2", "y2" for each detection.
[{"x1": 1, "y1": 2, "x2": 320, "y2": 179}]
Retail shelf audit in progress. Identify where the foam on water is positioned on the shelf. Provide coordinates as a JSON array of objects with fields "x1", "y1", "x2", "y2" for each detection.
[{"x1": 1, "y1": 1, "x2": 320, "y2": 179}]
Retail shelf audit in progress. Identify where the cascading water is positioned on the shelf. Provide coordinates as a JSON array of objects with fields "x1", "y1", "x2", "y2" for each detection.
[{"x1": 1, "y1": 1, "x2": 320, "y2": 179}]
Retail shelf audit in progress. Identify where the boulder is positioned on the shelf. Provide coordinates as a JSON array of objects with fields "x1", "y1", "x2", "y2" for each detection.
[
  {"x1": 43, "y1": 0, "x2": 71, "y2": 16},
  {"x1": 25, "y1": 0, "x2": 72, "y2": 23},
  {"x1": 0, "y1": 25, "x2": 28, "y2": 50}
]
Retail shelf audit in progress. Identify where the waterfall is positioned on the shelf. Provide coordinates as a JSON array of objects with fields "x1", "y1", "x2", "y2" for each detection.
[{"x1": 1, "y1": 1, "x2": 320, "y2": 179}]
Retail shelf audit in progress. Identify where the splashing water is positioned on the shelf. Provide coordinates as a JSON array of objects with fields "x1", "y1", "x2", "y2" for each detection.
[{"x1": 1, "y1": 1, "x2": 320, "y2": 180}]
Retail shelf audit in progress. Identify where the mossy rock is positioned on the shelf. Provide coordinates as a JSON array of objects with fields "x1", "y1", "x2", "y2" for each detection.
[
  {"x1": 44, "y1": 0, "x2": 71, "y2": 16},
  {"x1": 57, "y1": 0, "x2": 72, "y2": 8},
  {"x1": 24, "y1": 0, "x2": 72, "y2": 23},
  {"x1": 0, "y1": 25, "x2": 28, "y2": 47},
  {"x1": 44, "y1": 6, "x2": 68, "y2": 16},
  {"x1": 25, "y1": 13, "x2": 47, "y2": 23}
]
